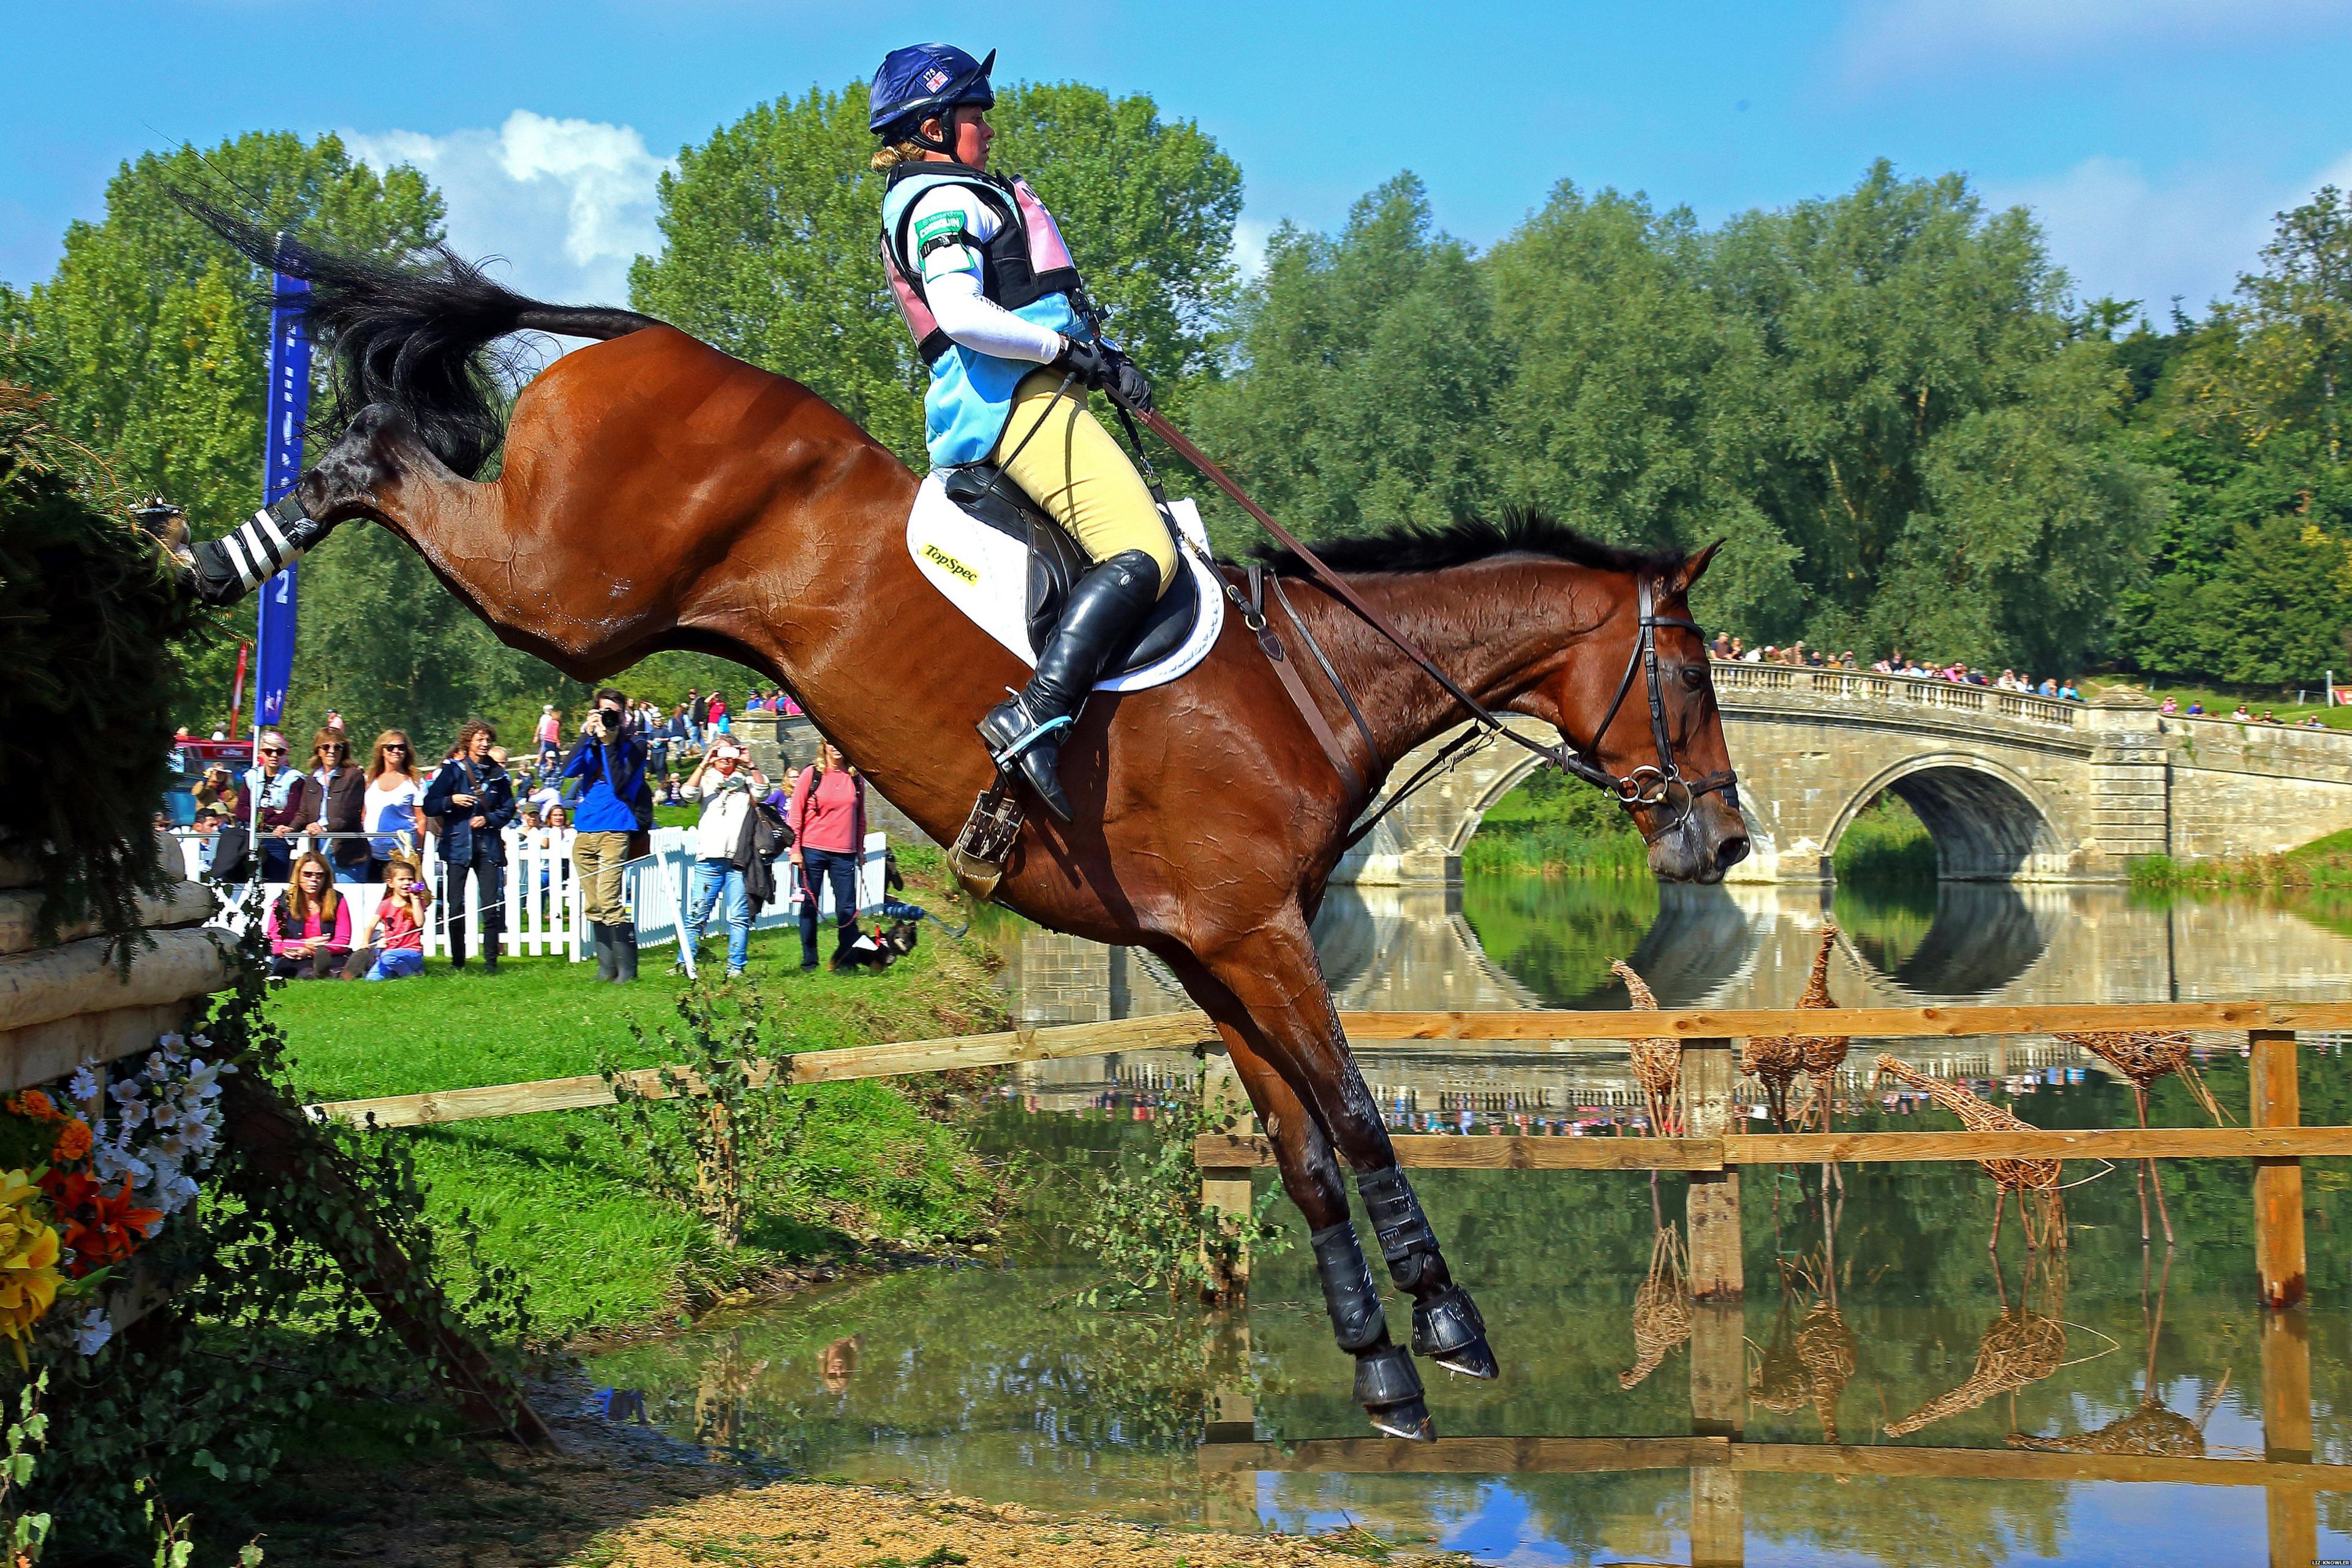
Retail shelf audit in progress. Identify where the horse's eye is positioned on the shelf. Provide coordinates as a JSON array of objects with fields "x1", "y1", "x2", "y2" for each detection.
[{"x1": 1682, "y1": 665, "x2": 1705, "y2": 690}]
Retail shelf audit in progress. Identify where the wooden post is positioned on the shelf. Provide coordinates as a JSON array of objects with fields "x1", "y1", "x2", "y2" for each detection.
[
  {"x1": 2263, "y1": 1309, "x2": 2316, "y2": 1568},
  {"x1": 1199, "y1": 1046, "x2": 1256, "y2": 1302},
  {"x1": 1689, "y1": 1460, "x2": 1745, "y2": 1568},
  {"x1": 1684, "y1": 1038, "x2": 1743, "y2": 1301},
  {"x1": 2251, "y1": 1030, "x2": 2307, "y2": 1310}
]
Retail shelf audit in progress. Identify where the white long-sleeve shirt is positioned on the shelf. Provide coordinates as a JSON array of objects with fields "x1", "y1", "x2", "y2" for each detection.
[{"x1": 908, "y1": 184, "x2": 1065, "y2": 364}]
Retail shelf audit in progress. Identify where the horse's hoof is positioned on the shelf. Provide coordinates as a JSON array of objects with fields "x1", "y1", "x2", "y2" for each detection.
[
  {"x1": 1412, "y1": 1286, "x2": 1498, "y2": 1379},
  {"x1": 1354, "y1": 1344, "x2": 1430, "y2": 1440},
  {"x1": 1370, "y1": 1403, "x2": 1436, "y2": 1442}
]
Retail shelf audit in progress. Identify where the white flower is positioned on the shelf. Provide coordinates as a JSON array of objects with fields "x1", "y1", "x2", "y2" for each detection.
[
  {"x1": 67, "y1": 1066, "x2": 98, "y2": 1103},
  {"x1": 74, "y1": 1308, "x2": 113, "y2": 1357}
]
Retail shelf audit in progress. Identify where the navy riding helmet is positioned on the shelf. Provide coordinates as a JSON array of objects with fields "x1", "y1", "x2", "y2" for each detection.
[{"x1": 869, "y1": 43, "x2": 997, "y2": 148}]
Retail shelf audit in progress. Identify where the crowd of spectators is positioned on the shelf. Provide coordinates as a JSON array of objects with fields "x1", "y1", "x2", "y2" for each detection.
[
  {"x1": 2157, "y1": 696, "x2": 2332, "y2": 728},
  {"x1": 1705, "y1": 634, "x2": 2083, "y2": 701},
  {"x1": 173, "y1": 682, "x2": 870, "y2": 984}
]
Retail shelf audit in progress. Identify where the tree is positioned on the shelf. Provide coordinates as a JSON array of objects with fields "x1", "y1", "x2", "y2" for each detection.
[
  {"x1": 1483, "y1": 181, "x2": 1798, "y2": 635},
  {"x1": 631, "y1": 79, "x2": 1243, "y2": 470},
  {"x1": 1189, "y1": 175, "x2": 1503, "y2": 549}
]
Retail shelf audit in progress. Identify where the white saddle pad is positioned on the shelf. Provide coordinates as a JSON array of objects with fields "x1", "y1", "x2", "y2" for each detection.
[{"x1": 905, "y1": 472, "x2": 1225, "y2": 693}]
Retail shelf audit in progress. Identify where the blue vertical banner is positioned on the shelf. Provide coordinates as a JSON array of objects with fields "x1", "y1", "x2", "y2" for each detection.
[{"x1": 252, "y1": 273, "x2": 311, "y2": 731}]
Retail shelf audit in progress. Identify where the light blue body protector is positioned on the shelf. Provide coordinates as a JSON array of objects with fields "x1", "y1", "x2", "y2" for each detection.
[{"x1": 880, "y1": 170, "x2": 1087, "y2": 467}]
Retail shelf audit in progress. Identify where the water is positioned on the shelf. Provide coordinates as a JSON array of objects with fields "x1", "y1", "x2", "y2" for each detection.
[{"x1": 586, "y1": 879, "x2": 2352, "y2": 1565}]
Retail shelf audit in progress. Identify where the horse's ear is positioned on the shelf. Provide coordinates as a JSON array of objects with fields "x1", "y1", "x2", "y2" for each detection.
[{"x1": 1671, "y1": 539, "x2": 1725, "y2": 596}]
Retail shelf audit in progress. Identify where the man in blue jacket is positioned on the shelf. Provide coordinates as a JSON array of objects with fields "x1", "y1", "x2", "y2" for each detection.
[{"x1": 561, "y1": 687, "x2": 654, "y2": 982}]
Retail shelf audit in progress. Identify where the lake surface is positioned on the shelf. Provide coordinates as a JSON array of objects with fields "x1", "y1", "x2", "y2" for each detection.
[{"x1": 587, "y1": 877, "x2": 2352, "y2": 1566}]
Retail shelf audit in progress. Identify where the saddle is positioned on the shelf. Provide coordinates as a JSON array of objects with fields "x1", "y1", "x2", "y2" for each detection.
[{"x1": 936, "y1": 464, "x2": 1202, "y2": 677}]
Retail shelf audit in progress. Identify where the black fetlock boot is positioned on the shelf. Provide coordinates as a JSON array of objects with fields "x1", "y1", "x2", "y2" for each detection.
[
  {"x1": 1359, "y1": 1168, "x2": 1499, "y2": 1380},
  {"x1": 976, "y1": 549, "x2": 1160, "y2": 823},
  {"x1": 170, "y1": 495, "x2": 336, "y2": 608},
  {"x1": 1312, "y1": 1222, "x2": 1433, "y2": 1441}
]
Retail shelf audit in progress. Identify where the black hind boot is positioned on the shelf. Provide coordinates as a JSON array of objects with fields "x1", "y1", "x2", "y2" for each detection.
[
  {"x1": 169, "y1": 495, "x2": 338, "y2": 607},
  {"x1": 1313, "y1": 1221, "x2": 1433, "y2": 1441},
  {"x1": 1359, "y1": 1168, "x2": 1499, "y2": 1380},
  {"x1": 976, "y1": 549, "x2": 1160, "y2": 823}
]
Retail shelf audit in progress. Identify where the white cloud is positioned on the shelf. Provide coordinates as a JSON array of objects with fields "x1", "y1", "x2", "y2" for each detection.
[
  {"x1": 1842, "y1": 0, "x2": 2346, "y2": 80},
  {"x1": 1987, "y1": 155, "x2": 2276, "y2": 317},
  {"x1": 1231, "y1": 216, "x2": 1273, "y2": 281},
  {"x1": 342, "y1": 110, "x2": 672, "y2": 311}
]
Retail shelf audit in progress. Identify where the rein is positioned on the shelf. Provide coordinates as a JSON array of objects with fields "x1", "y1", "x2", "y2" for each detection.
[{"x1": 1120, "y1": 407, "x2": 1738, "y2": 839}]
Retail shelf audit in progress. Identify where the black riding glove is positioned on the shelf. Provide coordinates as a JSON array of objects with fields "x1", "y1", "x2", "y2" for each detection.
[{"x1": 1054, "y1": 336, "x2": 1154, "y2": 413}]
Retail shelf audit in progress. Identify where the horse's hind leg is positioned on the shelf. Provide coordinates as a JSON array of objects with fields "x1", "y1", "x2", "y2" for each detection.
[
  {"x1": 164, "y1": 403, "x2": 470, "y2": 606},
  {"x1": 1191, "y1": 913, "x2": 1498, "y2": 1394},
  {"x1": 1166, "y1": 953, "x2": 1433, "y2": 1441}
]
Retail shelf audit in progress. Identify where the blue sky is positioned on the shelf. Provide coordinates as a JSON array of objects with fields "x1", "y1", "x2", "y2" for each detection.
[{"x1": 8, "y1": 0, "x2": 2352, "y2": 320}]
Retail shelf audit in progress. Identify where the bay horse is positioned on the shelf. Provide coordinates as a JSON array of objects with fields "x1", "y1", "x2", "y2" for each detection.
[{"x1": 179, "y1": 220, "x2": 1749, "y2": 1439}]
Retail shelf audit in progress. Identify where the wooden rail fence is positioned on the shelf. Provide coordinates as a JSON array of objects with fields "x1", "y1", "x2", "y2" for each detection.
[{"x1": 311, "y1": 1001, "x2": 2352, "y2": 1310}]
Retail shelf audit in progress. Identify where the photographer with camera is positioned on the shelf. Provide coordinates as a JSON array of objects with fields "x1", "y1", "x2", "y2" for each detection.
[{"x1": 560, "y1": 685, "x2": 654, "y2": 982}]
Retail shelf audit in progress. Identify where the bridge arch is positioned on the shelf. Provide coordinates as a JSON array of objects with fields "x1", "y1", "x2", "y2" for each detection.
[
  {"x1": 1824, "y1": 753, "x2": 2069, "y2": 882},
  {"x1": 1444, "y1": 746, "x2": 1779, "y2": 869}
]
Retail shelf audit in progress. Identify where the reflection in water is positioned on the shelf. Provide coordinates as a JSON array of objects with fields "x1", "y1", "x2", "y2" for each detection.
[
  {"x1": 1885, "y1": 1253, "x2": 2071, "y2": 1438},
  {"x1": 589, "y1": 1085, "x2": 2351, "y2": 1566},
  {"x1": 1618, "y1": 1223, "x2": 1691, "y2": 1390}
]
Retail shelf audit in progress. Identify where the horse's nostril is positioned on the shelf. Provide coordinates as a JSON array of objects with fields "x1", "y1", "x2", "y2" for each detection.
[{"x1": 1716, "y1": 835, "x2": 1751, "y2": 872}]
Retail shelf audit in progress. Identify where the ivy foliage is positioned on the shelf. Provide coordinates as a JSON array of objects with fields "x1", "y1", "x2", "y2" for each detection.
[{"x1": 0, "y1": 384, "x2": 205, "y2": 949}]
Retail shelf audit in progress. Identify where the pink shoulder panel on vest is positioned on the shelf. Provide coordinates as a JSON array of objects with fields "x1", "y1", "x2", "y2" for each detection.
[
  {"x1": 881, "y1": 242, "x2": 941, "y2": 342},
  {"x1": 1011, "y1": 179, "x2": 1076, "y2": 275}
]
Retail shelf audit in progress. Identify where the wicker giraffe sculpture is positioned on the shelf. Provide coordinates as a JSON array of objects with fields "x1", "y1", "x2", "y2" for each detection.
[
  {"x1": 2052, "y1": 1029, "x2": 2223, "y2": 1248},
  {"x1": 1743, "y1": 924, "x2": 1845, "y2": 1131},
  {"x1": 1611, "y1": 960, "x2": 1681, "y2": 1136},
  {"x1": 1874, "y1": 1054, "x2": 2067, "y2": 1253}
]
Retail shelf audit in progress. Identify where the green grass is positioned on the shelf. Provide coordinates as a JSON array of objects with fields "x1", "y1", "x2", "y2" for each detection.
[
  {"x1": 1832, "y1": 793, "x2": 1937, "y2": 886},
  {"x1": 2128, "y1": 827, "x2": 2352, "y2": 893},
  {"x1": 265, "y1": 853, "x2": 1012, "y2": 1338},
  {"x1": 1461, "y1": 771, "x2": 1650, "y2": 878}
]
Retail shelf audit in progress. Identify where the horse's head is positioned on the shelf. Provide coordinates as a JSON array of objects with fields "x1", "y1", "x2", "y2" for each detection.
[{"x1": 1517, "y1": 541, "x2": 1749, "y2": 884}]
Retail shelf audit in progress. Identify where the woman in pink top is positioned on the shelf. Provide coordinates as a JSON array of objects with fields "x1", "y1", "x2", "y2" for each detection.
[
  {"x1": 788, "y1": 740, "x2": 866, "y2": 970},
  {"x1": 269, "y1": 853, "x2": 353, "y2": 979}
]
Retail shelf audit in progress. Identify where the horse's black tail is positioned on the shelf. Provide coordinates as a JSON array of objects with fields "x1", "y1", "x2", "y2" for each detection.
[{"x1": 178, "y1": 197, "x2": 660, "y2": 478}]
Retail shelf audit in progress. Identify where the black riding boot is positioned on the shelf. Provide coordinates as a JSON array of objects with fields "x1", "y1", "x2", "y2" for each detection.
[
  {"x1": 976, "y1": 549, "x2": 1161, "y2": 823},
  {"x1": 482, "y1": 929, "x2": 500, "y2": 974},
  {"x1": 589, "y1": 922, "x2": 617, "y2": 983},
  {"x1": 611, "y1": 923, "x2": 639, "y2": 984},
  {"x1": 447, "y1": 921, "x2": 466, "y2": 970},
  {"x1": 175, "y1": 495, "x2": 337, "y2": 607}
]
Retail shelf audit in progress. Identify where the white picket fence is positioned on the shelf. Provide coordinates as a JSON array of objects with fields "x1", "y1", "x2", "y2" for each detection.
[{"x1": 179, "y1": 827, "x2": 889, "y2": 965}]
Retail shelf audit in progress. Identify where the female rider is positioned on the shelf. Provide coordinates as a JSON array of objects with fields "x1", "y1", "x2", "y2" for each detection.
[{"x1": 869, "y1": 43, "x2": 1175, "y2": 823}]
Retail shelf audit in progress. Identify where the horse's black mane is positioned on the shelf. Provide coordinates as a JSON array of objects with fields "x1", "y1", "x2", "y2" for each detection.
[{"x1": 1248, "y1": 510, "x2": 1684, "y2": 578}]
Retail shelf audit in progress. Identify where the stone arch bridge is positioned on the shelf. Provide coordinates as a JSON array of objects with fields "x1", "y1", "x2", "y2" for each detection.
[{"x1": 1338, "y1": 665, "x2": 2352, "y2": 884}]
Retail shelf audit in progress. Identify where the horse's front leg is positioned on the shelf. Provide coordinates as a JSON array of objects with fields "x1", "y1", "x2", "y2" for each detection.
[{"x1": 1187, "y1": 913, "x2": 1499, "y2": 1420}]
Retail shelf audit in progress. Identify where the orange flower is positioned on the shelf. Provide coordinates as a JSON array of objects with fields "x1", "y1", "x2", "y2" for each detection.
[
  {"x1": 37, "y1": 1169, "x2": 162, "y2": 1277},
  {"x1": 50, "y1": 1119, "x2": 91, "y2": 1164},
  {"x1": 5, "y1": 1092, "x2": 58, "y2": 1123}
]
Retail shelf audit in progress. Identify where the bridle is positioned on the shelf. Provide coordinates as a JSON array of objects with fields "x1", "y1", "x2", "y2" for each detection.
[
  {"x1": 1565, "y1": 576, "x2": 1741, "y2": 838},
  {"x1": 1117, "y1": 407, "x2": 1740, "y2": 846}
]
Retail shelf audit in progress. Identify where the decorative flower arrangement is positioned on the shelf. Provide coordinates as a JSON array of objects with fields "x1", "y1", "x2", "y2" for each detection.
[{"x1": 0, "y1": 1033, "x2": 238, "y2": 1360}]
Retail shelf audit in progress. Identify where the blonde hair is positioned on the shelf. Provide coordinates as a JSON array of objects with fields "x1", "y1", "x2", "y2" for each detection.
[{"x1": 870, "y1": 138, "x2": 930, "y2": 173}]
